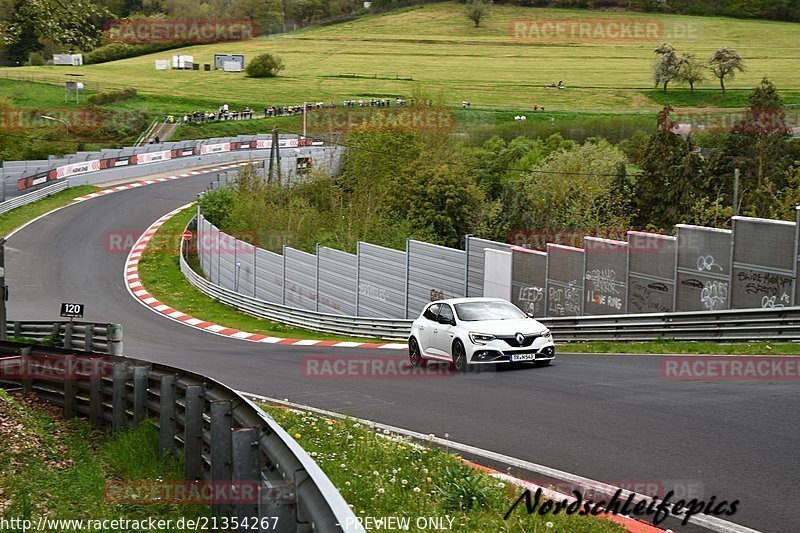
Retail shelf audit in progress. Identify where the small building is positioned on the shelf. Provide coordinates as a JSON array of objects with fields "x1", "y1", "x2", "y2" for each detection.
[
  {"x1": 53, "y1": 54, "x2": 83, "y2": 66},
  {"x1": 214, "y1": 54, "x2": 245, "y2": 70}
]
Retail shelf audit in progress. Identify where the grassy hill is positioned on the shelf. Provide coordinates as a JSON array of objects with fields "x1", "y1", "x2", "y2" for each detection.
[{"x1": 1, "y1": 2, "x2": 799, "y2": 113}]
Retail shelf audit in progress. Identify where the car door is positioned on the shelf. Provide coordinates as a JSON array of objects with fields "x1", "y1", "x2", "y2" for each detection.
[
  {"x1": 418, "y1": 303, "x2": 440, "y2": 354},
  {"x1": 433, "y1": 304, "x2": 456, "y2": 356}
]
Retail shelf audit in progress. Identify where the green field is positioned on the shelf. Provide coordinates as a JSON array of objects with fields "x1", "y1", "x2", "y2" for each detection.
[{"x1": 2, "y1": 2, "x2": 799, "y2": 114}]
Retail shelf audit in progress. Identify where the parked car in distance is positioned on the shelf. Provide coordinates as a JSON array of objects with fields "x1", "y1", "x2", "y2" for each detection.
[{"x1": 408, "y1": 297, "x2": 555, "y2": 372}]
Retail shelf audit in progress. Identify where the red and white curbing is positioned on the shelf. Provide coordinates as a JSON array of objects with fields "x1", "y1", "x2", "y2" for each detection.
[
  {"x1": 73, "y1": 163, "x2": 249, "y2": 202},
  {"x1": 124, "y1": 205, "x2": 409, "y2": 350}
]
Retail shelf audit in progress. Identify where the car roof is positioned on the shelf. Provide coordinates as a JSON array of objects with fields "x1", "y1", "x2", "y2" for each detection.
[{"x1": 428, "y1": 297, "x2": 508, "y2": 305}]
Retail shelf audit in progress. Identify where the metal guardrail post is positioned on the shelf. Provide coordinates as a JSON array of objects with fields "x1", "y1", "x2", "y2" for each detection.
[
  {"x1": 84, "y1": 324, "x2": 94, "y2": 353},
  {"x1": 107, "y1": 324, "x2": 123, "y2": 355},
  {"x1": 184, "y1": 384, "x2": 205, "y2": 481},
  {"x1": 210, "y1": 400, "x2": 234, "y2": 518},
  {"x1": 232, "y1": 427, "x2": 260, "y2": 530},
  {"x1": 51, "y1": 322, "x2": 61, "y2": 345},
  {"x1": 63, "y1": 322, "x2": 73, "y2": 350},
  {"x1": 13, "y1": 321, "x2": 21, "y2": 339},
  {"x1": 89, "y1": 359, "x2": 103, "y2": 426},
  {"x1": 19, "y1": 347, "x2": 32, "y2": 392},
  {"x1": 63, "y1": 354, "x2": 77, "y2": 418},
  {"x1": 132, "y1": 366, "x2": 148, "y2": 426},
  {"x1": 112, "y1": 362, "x2": 128, "y2": 432},
  {"x1": 158, "y1": 375, "x2": 177, "y2": 456}
]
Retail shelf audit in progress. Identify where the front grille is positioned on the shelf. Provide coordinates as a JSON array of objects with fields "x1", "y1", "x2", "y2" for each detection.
[{"x1": 497, "y1": 333, "x2": 540, "y2": 348}]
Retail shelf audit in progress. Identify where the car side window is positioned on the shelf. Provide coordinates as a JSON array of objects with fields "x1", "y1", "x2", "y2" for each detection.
[
  {"x1": 423, "y1": 304, "x2": 440, "y2": 321},
  {"x1": 438, "y1": 304, "x2": 454, "y2": 324}
]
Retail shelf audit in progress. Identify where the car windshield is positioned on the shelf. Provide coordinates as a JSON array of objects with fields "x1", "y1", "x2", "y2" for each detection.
[{"x1": 454, "y1": 301, "x2": 527, "y2": 321}]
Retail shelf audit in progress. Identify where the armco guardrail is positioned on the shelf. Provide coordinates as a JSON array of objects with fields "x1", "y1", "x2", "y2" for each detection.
[
  {"x1": 540, "y1": 306, "x2": 800, "y2": 342},
  {"x1": 0, "y1": 339, "x2": 363, "y2": 533},
  {"x1": 6, "y1": 320, "x2": 121, "y2": 354},
  {"x1": 181, "y1": 230, "x2": 800, "y2": 341},
  {"x1": 0, "y1": 180, "x2": 67, "y2": 215}
]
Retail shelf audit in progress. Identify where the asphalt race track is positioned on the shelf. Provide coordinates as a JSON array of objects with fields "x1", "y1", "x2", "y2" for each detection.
[{"x1": 7, "y1": 170, "x2": 798, "y2": 532}]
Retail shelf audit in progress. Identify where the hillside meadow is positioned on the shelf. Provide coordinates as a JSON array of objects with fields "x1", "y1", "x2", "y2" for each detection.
[{"x1": 1, "y1": 2, "x2": 798, "y2": 112}]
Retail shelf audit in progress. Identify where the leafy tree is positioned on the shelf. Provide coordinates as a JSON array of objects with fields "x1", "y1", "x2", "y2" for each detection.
[
  {"x1": 232, "y1": 0, "x2": 284, "y2": 29},
  {"x1": 708, "y1": 47, "x2": 745, "y2": 93},
  {"x1": 676, "y1": 54, "x2": 705, "y2": 94},
  {"x1": 485, "y1": 138, "x2": 632, "y2": 243},
  {"x1": 465, "y1": 0, "x2": 490, "y2": 27},
  {"x1": 777, "y1": 166, "x2": 800, "y2": 219},
  {"x1": 651, "y1": 43, "x2": 684, "y2": 94},
  {"x1": 245, "y1": 53, "x2": 285, "y2": 77},
  {"x1": 0, "y1": 0, "x2": 110, "y2": 54},
  {"x1": 633, "y1": 130, "x2": 706, "y2": 230},
  {"x1": 396, "y1": 160, "x2": 484, "y2": 248},
  {"x1": 288, "y1": 0, "x2": 326, "y2": 23}
]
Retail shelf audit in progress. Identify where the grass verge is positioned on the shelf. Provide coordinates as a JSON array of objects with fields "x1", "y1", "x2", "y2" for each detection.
[
  {"x1": 137, "y1": 205, "x2": 381, "y2": 342},
  {"x1": 261, "y1": 403, "x2": 625, "y2": 532},
  {"x1": 561, "y1": 339, "x2": 800, "y2": 355},
  {"x1": 0, "y1": 185, "x2": 100, "y2": 237},
  {"x1": 0, "y1": 389, "x2": 207, "y2": 531}
]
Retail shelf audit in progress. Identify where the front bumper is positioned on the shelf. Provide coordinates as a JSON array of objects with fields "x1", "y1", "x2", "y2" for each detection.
[{"x1": 467, "y1": 343, "x2": 556, "y2": 364}]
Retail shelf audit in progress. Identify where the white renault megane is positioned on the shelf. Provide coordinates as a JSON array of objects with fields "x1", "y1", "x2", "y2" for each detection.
[{"x1": 408, "y1": 297, "x2": 555, "y2": 372}]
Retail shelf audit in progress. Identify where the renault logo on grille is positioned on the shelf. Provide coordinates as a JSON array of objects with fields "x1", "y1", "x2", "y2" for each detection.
[{"x1": 515, "y1": 332, "x2": 525, "y2": 345}]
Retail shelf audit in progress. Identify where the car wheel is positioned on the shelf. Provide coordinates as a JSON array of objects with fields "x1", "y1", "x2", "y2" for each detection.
[
  {"x1": 451, "y1": 340, "x2": 467, "y2": 373},
  {"x1": 409, "y1": 337, "x2": 427, "y2": 367}
]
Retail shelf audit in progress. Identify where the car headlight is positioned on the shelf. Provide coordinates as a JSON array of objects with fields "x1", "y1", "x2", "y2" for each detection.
[
  {"x1": 541, "y1": 329, "x2": 552, "y2": 340},
  {"x1": 469, "y1": 332, "x2": 495, "y2": 344}
]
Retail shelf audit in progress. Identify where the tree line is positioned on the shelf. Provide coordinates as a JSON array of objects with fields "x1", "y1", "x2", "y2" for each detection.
[
  {"x1": 490, "y1": 0, "x2": 800, "y2": 22},
  {"x1": 0, "y1": 0, "x2": 367, "y2": 65}
]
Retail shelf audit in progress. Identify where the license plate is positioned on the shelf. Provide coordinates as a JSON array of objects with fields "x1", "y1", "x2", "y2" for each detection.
[{"x1": 510, "y1": 354, "x2": 536, "y2": 362}]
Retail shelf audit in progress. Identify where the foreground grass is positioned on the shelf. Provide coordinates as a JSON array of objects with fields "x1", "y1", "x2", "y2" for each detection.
[
  {"x1": 137, "y1": 206, "x2": 379, "y2": 342},
  {"x1": 262, "y1": 403, "x2": 625, "y2": 532},
  {"x1": 2, "y1": 3, "x2": 799, "y2": 110},
  {"x1": 562, "y1": 340, "x2": 800, "y2": 355},
  {"x1": 0, "y1": 185, "x2": 100, "y2": 237},
  {"x1": 0, "y1": 389, "x2": 206, "y2": 531}
]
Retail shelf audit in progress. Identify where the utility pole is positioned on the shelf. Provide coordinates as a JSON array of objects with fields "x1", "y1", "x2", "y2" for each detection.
[
  {"x1": 0, "y1": 238, "x2": 7, "y2": 341},
  {"x1": 268, "y1": 127, "x2": 277, "y2": 185},
  {"x1": 733, "y1": 168, "x2": 740, "y2": 216}
]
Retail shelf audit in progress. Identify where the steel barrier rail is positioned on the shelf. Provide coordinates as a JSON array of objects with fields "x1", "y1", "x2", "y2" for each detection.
[
  {"x1": 5, "y1": 320, "x2": 121, "y2": 354},
  {"x1": 0, "y1": 339, "x2": 364, "y2": 533},
  {"x1": 0, "y1": 180, "x2": 68, "y2": 216},
  {"x1": 181, "y1": 236, "x2": 800, "y2": 342}
]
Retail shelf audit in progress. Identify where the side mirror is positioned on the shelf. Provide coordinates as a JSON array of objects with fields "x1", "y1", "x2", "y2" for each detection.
[
  {"x1": 438, "y1": 315, "x2": 454, "y2": 326},
  {"x1": 526, "y1": 311, "x2": 535, "y2": 318}
]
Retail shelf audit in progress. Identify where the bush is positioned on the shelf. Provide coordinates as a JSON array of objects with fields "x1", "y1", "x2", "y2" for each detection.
[
  {"x1": 83, "y1": 42, "x2": 181, "y2": 64},
  {"x1": 87, "y1": 88, "x2": 137, "y2": 105},
  {"x1": 27, "y1": 52, "x2": 44, "y2": 66},
  {"x1": 245, "y1": 53, "x2": 285, "y2": 78}
]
